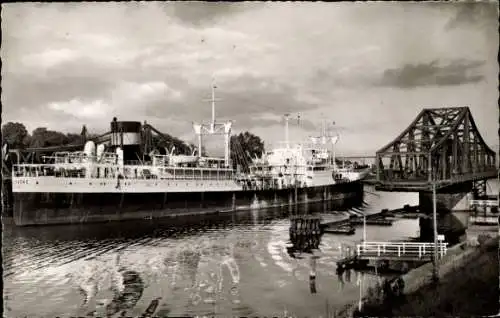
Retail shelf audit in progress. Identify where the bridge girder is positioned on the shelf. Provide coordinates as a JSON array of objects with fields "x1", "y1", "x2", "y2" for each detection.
[{"x1": 376, "y1": 107, "x2": 497, "y2": 191}]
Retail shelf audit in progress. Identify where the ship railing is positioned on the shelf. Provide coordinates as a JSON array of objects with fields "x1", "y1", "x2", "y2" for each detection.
[
  {"x1": 269, "y1": 141, "x2": 334, "y2": 150},
  {"x1": 306, "y1": 164, "x2": 332, "y2": 171},
  {"x1": 147, "y1": 166, "x2": 234, "y2": 181},
  {"x1": 131, "y1": 165, "x2": 236, "y2": 181},
  {"x1": 11, "y1": 162, "x2": 238, "y2": 181},
  {"x1": 12, "y1": 163, "x2": 88, "y2": 178}
]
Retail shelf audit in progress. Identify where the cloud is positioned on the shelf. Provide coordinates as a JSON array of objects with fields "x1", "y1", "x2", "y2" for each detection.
[
  {"x1": 159, "y1": 2, "x2": 261, "y2": 27},
  {"x1": 378, "y1": 59, "x2": 486, "y2": 89},
  {"x1": 1, "y1": 2, "x2": 497, "y2": 156},
  {"x1": 21, "y1": 48, "x2": 81, "y2": 69},
  {"x1": 445, "y1": 2, "x2": 499, "y2": 31},
  {"x1": 112, "y1": 81, "x2": 182, "y2": 106},
  {"x1": 138, "y1": 74, "x2": 322, "y2": 129},
  {"x1": 234, "y1": 113, "x2": 319, "y2": 134},
  {"x1": 48, "y1": 99, "x2": 109, "y2": 119},
  {"x1": 2, "y1": 73, "x2": 114, "y2": 119}
]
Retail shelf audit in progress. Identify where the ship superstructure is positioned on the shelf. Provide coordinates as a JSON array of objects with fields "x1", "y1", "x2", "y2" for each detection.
[{"x1": 246, "y1": 114, "x2": 370, "y2": 190}]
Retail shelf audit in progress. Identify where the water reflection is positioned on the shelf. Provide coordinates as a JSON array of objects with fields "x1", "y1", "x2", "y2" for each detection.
[
  {"x1": 345, "y1": 267, "x2": 352, "y2": 283},
  {"x1": 3, "y1": 187, "x2": 428, "y2": 317},
  {"x1": 309, "y1": 256, "x2": 318, "y2": 294}
]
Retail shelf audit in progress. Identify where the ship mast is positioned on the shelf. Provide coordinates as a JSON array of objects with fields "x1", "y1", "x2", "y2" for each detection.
[
  {"x1": 284, "y1": 114, "x2": 290, "y2": 149},
  {"x1": 322, "y1": 118, "x2": 326, "y2": 138},
  {"x1": 192, "y1": 78, "x2": 233, "y2": 167},
  {"x1": 330, "y1": 121, "x2": 340, "y2": 166},
  {"x1": 210, "y1": 79, "x2": 217, "y2": 133}
]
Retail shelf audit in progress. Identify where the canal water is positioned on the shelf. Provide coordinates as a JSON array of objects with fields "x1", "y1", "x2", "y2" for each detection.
[{"x1": 0, "y1": 186, "x2": 442, "y2": 317}]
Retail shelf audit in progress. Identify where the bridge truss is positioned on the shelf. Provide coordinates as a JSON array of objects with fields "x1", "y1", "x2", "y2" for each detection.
[{"x1": 375, "y1": 107, "x2": 497, "y2": 191}]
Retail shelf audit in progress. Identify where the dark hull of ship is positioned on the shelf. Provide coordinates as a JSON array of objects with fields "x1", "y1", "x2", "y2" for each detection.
[{"x1": 11, "y1": 181, "x2": 364, "y2": 226}]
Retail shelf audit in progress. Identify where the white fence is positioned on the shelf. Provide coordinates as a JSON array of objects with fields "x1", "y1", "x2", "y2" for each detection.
[{"x1": 356, "y1": 241, "x2": 448, "y2": 259}]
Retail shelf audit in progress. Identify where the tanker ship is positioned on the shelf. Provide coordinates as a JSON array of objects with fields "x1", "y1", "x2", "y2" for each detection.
[{"x1": 8, "y1": 86, "x2": 369, "y2": 226}]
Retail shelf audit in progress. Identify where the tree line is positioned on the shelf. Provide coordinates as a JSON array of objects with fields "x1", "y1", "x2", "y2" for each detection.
[
  {"x1": 1, "y1": 122, "x2": 266, "y2": 164},
  {"x1": 1, "y1": 122, "x2": 85, "y2": 149}
]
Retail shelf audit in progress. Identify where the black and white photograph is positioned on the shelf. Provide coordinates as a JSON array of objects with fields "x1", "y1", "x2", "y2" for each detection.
[{"x1": 1, "y1": 1, "x2": 499, "y2": 317}]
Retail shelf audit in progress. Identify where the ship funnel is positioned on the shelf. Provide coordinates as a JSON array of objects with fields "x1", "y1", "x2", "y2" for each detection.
[{"x1": 110, "y1": 119, "x2": 142, "y2": 162}]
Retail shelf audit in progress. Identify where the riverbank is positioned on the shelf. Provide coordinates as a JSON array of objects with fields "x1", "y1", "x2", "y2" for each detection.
[
  {"x1": 355, "y1": 233, "x2": 499, "y2": 317},
  {"x1": 391, "y1": 238, "x2": 498, "y2": 317}
]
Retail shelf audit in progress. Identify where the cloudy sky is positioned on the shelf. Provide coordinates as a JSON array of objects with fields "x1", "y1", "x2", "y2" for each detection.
[{"x1": 2, "y1": 2, "x2": 498, "y2": 155}]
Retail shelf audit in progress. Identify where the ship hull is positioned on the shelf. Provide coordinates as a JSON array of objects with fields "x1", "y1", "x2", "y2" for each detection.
[{"x1": 12, "y1": 181, "x2": 363, "y2": 226}]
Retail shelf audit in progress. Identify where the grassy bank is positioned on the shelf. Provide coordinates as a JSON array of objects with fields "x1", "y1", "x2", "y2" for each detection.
[{"x1": 358, "y1": 239, "x2": 499, "y2": 317}]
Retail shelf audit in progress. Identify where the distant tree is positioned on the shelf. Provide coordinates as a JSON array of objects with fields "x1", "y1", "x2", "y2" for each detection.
[
  {"x1": 3, "y1": 121, "x2": 198, "y2": 157},
  {"x1": 1, "y1": 122, "x2": 30, "y2": 149},
  {"x1": 66, "y1": 133, "x2": 83, "y2": 145},
  {"x1": 30, "y1": 127, "x2": 71, "y2": 148},
  {"x1": 230, "y1": 131, "x2": 265, "y2": 167},
  {"x1": 151, "y1": 134, "x2": 191, "y2": 155},
  {"x1": 187, "y1": 142, "x2": 207, "y2": 156}
]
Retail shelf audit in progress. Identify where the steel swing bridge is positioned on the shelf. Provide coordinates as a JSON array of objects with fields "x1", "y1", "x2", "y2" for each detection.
[
  {"x1": 335, "y1": 107, "x2": 497, "y2": 265},
  {"x1": 374, "y1": 107, "x2": 497, "y2": 192}
]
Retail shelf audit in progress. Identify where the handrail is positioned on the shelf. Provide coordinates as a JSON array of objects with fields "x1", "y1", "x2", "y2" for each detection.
[
  {"x1": 359, "y1": 241, "x2": 445, "y2": 246},
  {"x1": 469, "y1": 199, "x2": 498, "y2": 207},
  {"x1": 11, "y1": 163, "x2": 235, "y2": 172},
  {"x1": 356, "y1": 241, "x2": 448, "y2": 259}
]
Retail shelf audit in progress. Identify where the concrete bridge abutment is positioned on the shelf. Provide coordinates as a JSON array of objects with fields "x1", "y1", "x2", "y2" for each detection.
[{"x1": 418, "y1": 181, "x2": 473, "y2": 244}]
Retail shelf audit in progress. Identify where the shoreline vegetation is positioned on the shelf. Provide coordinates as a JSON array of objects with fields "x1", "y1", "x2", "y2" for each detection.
[
  {"x1": 1, "y1": 121, "x2": 266, "y2": 165},
  {"x1": 353, "y1": 235, "x2": 499, "y2": 317}
]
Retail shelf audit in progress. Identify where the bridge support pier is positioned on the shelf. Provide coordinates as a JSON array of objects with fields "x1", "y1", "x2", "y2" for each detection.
[{"x1": 418, "y1": 182, "x2": 473, "y2": 244}]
